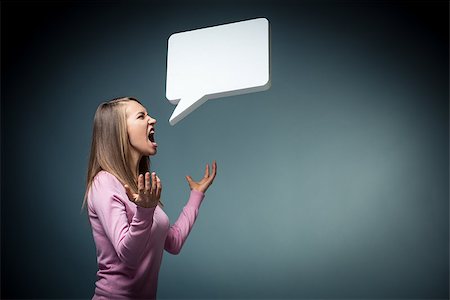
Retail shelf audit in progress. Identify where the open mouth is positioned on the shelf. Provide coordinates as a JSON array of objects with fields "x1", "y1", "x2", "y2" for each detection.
[
  {"x1": 148, "y1": 130, "x2": 155, "y2": 143},
  {"x1": 148, "y1": 128, "x2": 155, "y2": 143}
]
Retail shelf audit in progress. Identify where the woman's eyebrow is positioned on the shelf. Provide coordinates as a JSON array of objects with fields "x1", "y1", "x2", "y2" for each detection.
[{"x1": 136, "y1": 111, "x2": 146, "y2": 116}]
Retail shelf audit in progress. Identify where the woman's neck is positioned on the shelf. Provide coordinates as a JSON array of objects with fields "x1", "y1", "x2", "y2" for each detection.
[{"x1": 129, "y1": 151, "x2": 141, "y2": 178}]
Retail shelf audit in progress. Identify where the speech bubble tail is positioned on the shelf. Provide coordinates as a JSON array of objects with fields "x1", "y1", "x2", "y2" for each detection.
[{"x1": 169, "y1": 96, "x2": 208, "y2": 126}]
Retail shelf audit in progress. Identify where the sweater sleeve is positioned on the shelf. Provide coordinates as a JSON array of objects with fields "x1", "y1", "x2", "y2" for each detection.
[
  {"x1": 90, "y1": 172, "x2": 155, "y2": 269},
  {"x1": 164, "y1": 189, "x2": 205, "y2": 255}
]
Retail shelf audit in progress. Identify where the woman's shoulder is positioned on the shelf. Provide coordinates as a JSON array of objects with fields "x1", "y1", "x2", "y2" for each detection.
[
  {"x1": 88, "y1": 171, "x2": 128, "y2": 211},
  {"x1": 95, "y1": 170, "x2": 116, "y2": 180},
  {"x1": 92, "y1": 170, "x2": 124, "y2": 191}
]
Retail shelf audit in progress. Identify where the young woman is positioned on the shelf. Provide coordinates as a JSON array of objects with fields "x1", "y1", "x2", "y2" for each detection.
[{"x1": 83, "y1": 97, "x2": 217, "y2": 299}]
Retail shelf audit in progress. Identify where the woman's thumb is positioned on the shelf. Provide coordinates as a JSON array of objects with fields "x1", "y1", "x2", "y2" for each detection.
[{"x1": 124, "y1": 185, "x2": 133, "y2": 201}]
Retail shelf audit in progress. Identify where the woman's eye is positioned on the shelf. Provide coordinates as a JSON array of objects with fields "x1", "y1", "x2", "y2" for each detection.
[{"x1": 138, "y1": 115, "x2": 144, "y2": 119}]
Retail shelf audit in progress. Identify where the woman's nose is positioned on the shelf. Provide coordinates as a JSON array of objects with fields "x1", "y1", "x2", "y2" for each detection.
[{"x1": 148, "y1": 116, "x2": 157, "y2": 125}]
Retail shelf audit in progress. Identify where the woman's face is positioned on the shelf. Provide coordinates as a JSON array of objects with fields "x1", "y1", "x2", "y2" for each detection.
[{"x1": 125, "y1": 101, "x2": 158, "y2": 157}]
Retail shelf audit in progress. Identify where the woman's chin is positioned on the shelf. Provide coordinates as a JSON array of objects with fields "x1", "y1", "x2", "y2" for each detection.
[
  {"x1": 146, "y1": 141, "x2": 158, "y2": 156},
  {"x1": 148, "y1": 148, "x2": 157, "y2": 156}
]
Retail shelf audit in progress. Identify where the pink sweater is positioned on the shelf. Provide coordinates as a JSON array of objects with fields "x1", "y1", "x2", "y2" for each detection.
[{"x1": 87, "y1": 171, "x2": 204, "y2": 299}]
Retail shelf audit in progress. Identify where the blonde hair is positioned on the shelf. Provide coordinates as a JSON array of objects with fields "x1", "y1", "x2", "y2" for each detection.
[{"x1": 82, "y1": 97, "x2": 150, "y2": 209}]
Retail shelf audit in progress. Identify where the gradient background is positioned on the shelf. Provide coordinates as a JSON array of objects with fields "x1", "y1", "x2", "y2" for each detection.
[{"x1": 1, "y1": 1, "x2": 449, "y2": 299}]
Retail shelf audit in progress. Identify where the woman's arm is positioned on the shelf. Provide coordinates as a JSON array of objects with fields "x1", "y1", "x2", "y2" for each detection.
[
  {"x1": 90, "y1": 172, "x2": 155, "y2": 269},
  {"x1": 164, "y1": 190, "x2": 204, "y2": 254},
  {"x1": 164, "y1": 161, "x2": 217, "y2": 254}
]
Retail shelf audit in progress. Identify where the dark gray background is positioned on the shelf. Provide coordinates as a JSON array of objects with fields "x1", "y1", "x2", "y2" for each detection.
[{"x1": 2, "y1": 0, "x2": 449, "y2": 299}]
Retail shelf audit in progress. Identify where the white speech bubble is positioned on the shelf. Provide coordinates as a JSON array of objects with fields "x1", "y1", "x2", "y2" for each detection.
[{"x1": 166, "y1": 17, "x2": 271, "y2": 125}]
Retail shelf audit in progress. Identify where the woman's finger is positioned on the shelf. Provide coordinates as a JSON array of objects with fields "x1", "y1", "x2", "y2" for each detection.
[
  {"x1": 211, "y1": 160, "x2": 217, "y2": 179},
  {"x1": 203, "y1": 163, "x2": 209, "y2": 179},
  {"x1": 186, "y1": 175, "x2": 194, "y2": 188},
  {"x1": 124, "y1": 185, "x2": 134, "y2": 201},
  {"x1": 151, "y1": 172, "x2": 157, "y2": 195},
  {"x1": 205, "y1": 161, "x2": 217, "y2": 186},
  {"x1": 138, "y1": 174, "x2": 144, "y2": 195},
  {"x1": 145, "y1": 172, "x2": 151, "y2": 194},
  {"x1": 156, "y1": 176, "x2": 162, "y2": 199}
]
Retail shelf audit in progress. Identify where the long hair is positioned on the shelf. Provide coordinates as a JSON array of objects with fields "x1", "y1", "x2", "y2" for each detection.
[{"x1": 82, "y1": 97, "x2": 150, "y2": 209}]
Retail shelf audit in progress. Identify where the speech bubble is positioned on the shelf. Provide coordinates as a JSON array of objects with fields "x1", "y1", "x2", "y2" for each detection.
[{"x1": 166, "y1": 17, "x2": 271, "y2": 125}]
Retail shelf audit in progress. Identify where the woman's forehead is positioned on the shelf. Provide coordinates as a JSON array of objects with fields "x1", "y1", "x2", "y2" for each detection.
[{"x1": 125, "y1": 101, "x2": 147, "y2": 115}]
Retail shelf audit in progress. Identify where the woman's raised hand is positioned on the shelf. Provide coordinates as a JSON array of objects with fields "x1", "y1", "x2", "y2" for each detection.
[
  {"x1": 125, "y1": 172, "x2": 161, "y2": 208},
  {"x1": 186, "y1": 161, "x2": 217, "y2": 194}
]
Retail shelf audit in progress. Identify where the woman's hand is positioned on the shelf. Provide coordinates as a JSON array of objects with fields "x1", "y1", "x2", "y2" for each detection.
[
  {"x1": 124, "y1": 172, "x2": 161, "y2": 208},
  {"x1": 186, "y1": 161, "x2": 217, "y2": 194}
]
